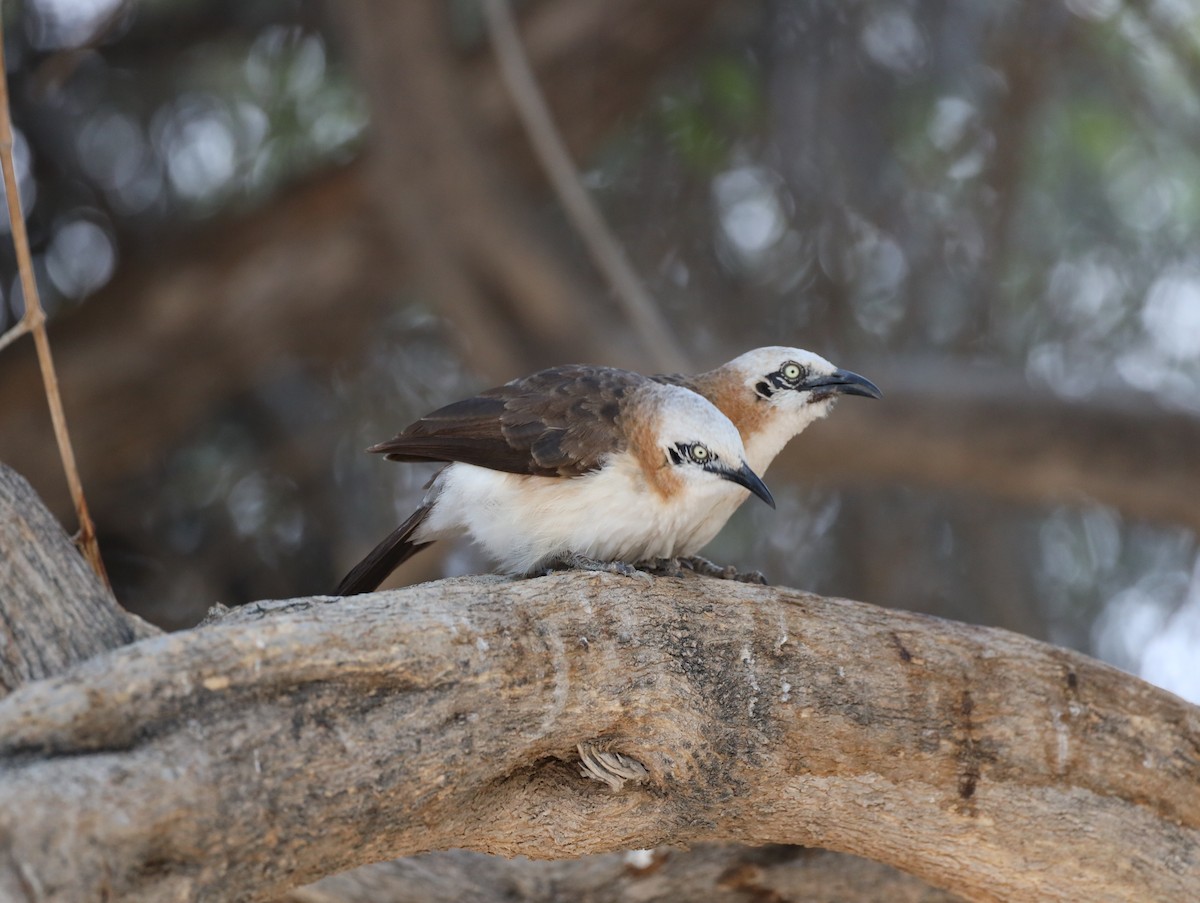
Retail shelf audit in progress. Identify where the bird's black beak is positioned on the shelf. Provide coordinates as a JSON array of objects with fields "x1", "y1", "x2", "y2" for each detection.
[
  {"x1": 721, "y1": 462, "x2": 776, "y2": 509},
  {"x1": 805, "y1": 368, "x2": 882, "y2": 400}
]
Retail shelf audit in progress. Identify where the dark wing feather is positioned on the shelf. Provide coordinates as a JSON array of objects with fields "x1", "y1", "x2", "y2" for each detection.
[
  {"x1": 369, "y1": 366, "x2": 644, "y2": 477},
  {"x1": 372, "y1": 395, "x2": 517, "y2": 470},
  {"x1": 334, "y1": 504, "x2": 433, "y2": 595},
  {"x1": 651, "y1": 371, "x2": 692, "y2": 388}
]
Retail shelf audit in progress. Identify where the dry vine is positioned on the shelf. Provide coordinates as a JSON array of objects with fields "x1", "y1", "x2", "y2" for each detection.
[{"x1": 0, "y1": 17, "x2": 108, "y2": 588}]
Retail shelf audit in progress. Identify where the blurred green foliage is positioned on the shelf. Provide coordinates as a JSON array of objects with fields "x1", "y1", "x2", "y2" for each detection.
[{"x1": 659, "y1": 55, "x2": 761, "y2": 172}]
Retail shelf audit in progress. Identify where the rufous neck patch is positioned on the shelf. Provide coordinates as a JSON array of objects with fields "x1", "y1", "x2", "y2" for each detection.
[
  {"x1": 624, "y1": 389, "x2": 683, "y2": 500},
  {"x1": 691, "y1": 369, "x2": 770, "y2": 442}
]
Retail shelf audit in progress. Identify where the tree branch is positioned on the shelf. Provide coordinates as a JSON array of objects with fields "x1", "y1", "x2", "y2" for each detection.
[
  {"x1": 3, "y1": 4, "x2": 1197, "y2": 548},
  {"x1": 0, "y1": 465, "x2": 950, "y2": 903},
  {"x1": 0, "y1": 0, "x2": 727, "y2": 516},
  {"x1": 1, "y1": 565, "x2": 1195, "y2": 901},
  {"x1": 335, "y1": 0, "x2": 645, "y2": 378},
  {"x1": 0, "y1": 465, "x2": 156, "y2": 697},
  {"x1": 283, "y1": 845, "x2": 966, "y2": 903},
  {"x1": 792, "y1": 359, "x2": 1200, "y2": 533},
  {"x1": 0, "y1": 23, "x2": 107, "y2": 586},
  {"x1": 480, "y1": 0, "x2": 690, "y2": 372},
  {"x1": 0, "y1": 464, "x2": 949, "y2": 903}
]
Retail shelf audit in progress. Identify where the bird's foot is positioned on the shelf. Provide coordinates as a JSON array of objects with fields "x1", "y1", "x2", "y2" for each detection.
[
  {"x1": 530, "y1": 553, "x2": 651, "y2": 580},
  {"x1": 637, "y1": 557, "x2": 688, "y2": 578},
  {"x1": 676, "y1": 555, "x2": 769, "y2": 585}
]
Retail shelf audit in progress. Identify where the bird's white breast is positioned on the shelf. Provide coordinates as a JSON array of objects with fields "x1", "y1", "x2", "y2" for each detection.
[
  {"x1": 742, "y1": 397, "x2": 836, "y2": 475},
  {"x1": 664, "y1": 399, "x2": 840, "y2": 556},
  {"x1": 414, "y1": 456, "x2": 747, "y2": 573}
]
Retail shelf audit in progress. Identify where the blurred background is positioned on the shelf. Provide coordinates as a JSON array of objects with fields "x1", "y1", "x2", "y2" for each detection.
[{"x1": 1, "y1": 0, "x2": 1198, "y2": 703}]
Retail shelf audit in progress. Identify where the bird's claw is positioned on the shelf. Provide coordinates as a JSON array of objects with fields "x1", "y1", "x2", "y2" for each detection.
[
  {"x1": 637, "y1": 557, "x2": 687, "y2": 578},
  {"x1": 676, "y1": 555, "x2": 769, "y2": 585},
  {"x1": 531, "y1": 553, "x2": 652, "y2": 581}
]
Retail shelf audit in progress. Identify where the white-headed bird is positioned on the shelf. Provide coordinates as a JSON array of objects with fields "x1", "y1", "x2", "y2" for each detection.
[
  {"x1": 653, "y1": 346, "x2": 881, "y2": 578},
  {"x1": 336, "y1": 365, "x2": 775, "y2": 595}
]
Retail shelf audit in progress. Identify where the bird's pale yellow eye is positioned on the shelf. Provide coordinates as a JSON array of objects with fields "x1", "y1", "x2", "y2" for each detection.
[
  {"x1": 782, "y1": 362, "x2": 803, "y2": 381},
  {"x1": 690, "y1": 443, "x2": 710, "y2": 462}
]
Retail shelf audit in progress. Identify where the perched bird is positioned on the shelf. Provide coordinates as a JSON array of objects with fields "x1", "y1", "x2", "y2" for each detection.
[
  {"x1": 336, "y1": 365, "x2": 775, "y2": 595},
  {"x1": 653, "y1": 346, "x2": 881, "y2": 576},
  {"x1": 663, "y1": 346, "x2": 882, "y2": 474}
]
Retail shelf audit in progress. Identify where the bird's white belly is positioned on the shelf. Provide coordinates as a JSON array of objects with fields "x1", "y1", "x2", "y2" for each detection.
[
  {"x1": 672, "y1": 486, "x2": 748, "y2": 556},
  {"x1": 416, "y1": 459, "x2": 742, "y2": 573}
]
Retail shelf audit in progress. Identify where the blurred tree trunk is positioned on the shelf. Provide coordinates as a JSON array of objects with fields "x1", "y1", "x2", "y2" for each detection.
[
  {"x1": 790, "y1": 359, "x2": 1200, "y2": 535},
  {"x1": 1, "y1": 0, "x2": 1198, "y2": 552},
  {"x1": 335, "y1": 0, "x2": 629, "y2": 380},
  {"x1": 0, "y1": 0, "x2": 726, "y2": 515}
]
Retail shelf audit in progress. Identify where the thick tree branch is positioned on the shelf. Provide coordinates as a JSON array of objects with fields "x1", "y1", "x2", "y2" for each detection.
[
  {"x1": 0, "y1": 465, "x2": 944, "y2": 903},
  {"x1": 0, "y1": 164, "x2": 388, "y2": 514},
  {"x1": 0, "y1": 566, "x2": 1195, "y2": 901},
  {"x1": 284, "y1": 845, "x2": 966, "y2": 903},
  {"x1": 0, "y1": 465, "x2": 156, "y2": 697}
]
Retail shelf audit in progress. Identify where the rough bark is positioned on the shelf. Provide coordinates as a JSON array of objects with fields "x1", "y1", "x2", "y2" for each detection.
[
  {"x1": 284, "y1": 845, "x2": 965, "y2": 903},
  {"x1": 0, "y1": 464, "x2": 157, "y2": 696},
  {"x1": 0, "y1": 568, "x2": 1196, "y2": 902},
  {"x1": 0, "y1": 464, "x2": 956, "y2": 903}
]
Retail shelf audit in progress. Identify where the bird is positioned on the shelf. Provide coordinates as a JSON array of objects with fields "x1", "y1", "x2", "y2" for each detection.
[
  {"x1": 653, "y1": 346, "x2": 881, "y2": 578},
  {"x1": 662, "y1": 346, "x2": 882, "y2": 475},
  {"x1": 335, "y1": 364, "x2": 776, "y2": 595}
]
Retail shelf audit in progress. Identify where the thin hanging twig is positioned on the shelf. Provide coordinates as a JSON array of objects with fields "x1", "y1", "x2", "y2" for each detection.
[
  {"x1": 480, "y1": 0, "x2": 691, "y2": 373},
  {"x1": 0, "y1": 21, "x2": 110, "y2": 590},
  {"x1": 0, "y1": 313, "x2": 29, "y2": 352}
]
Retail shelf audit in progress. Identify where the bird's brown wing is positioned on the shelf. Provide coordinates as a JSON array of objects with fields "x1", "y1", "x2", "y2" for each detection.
[
  {"x1": 651, "y1": 371, "x2": 691, "y2": 387},
  {"x1": 369, "y1": 366, "x2": 643, "y2": 477}
]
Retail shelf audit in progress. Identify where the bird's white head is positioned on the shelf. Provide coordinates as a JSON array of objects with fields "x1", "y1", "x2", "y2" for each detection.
[
  {"x1": 641, "y1": 384, "x2": 775, "y2": 509},
  {"x1": 699, "y1": 346, "x2": 882, "y2": 470}
]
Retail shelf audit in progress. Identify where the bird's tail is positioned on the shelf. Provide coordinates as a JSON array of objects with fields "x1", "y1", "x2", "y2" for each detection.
[{"x1": 335, "y1": 504, "x2": 434, "y2": 596}]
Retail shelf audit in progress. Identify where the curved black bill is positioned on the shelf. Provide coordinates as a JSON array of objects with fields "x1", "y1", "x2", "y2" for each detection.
[
  {"x1": 806, "y1": 368, "x2": 882, "y2": 400},
  {"x1": 721, "y1": 462, "x2": 776, "y2": 509}
]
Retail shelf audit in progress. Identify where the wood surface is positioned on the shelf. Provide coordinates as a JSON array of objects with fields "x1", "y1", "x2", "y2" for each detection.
[{"x1": 1, "y1": 463, "x2": 1196, "y2": 902}]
